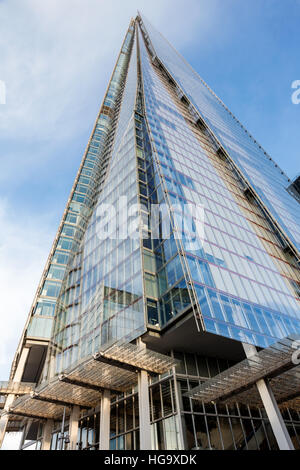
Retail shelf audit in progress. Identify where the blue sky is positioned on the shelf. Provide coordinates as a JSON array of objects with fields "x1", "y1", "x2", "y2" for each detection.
[{"x1": 0, "y1": 0, "x2": 299, "y2": 386}]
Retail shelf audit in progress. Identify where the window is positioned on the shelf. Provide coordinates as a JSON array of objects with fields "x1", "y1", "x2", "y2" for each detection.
[
  {"x1": 47, "y1": 265, "x2": 65, "y2": 280},
  {"x1": 145, "y1": 273, "x2": 158, "y2": 298},
  {"x1": 35, "y1": 301, "x2": 56, "y2": 317},
  {"x1": 41, "y1": 280, "x2": 61, "y2": 298}
]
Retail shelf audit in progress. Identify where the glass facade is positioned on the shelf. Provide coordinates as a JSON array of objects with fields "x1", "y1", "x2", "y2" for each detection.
[
  {"x1": 44, "y1": 25, "x2": 147, "y2": 379},
  {"x1": 18, "y1": 21, "x2": 137, "y2": 346},
  {"x1": 136, "y1": 24, "x2": 300, "y2": 347},
  {"x1": 139, "y1": 13, "x2": 300, "y2": 254}
]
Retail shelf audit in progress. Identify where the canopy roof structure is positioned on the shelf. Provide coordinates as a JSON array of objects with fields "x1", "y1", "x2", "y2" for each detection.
[
  {"x1": 0, "y1": 381, "x2": 35, "y2": 396},
  {"x1": 1, "y1": 343, "x2": 177, "y2": 422},
  {"x1": 187, "y1": 335, "x2": 300, "y2": 410}
]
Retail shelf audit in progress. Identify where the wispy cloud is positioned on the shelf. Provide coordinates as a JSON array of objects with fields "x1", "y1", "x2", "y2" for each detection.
[
  {"x1": 0, "y1": 198, "x2": 53, "y2": 378},
  {"x1": 0, "y1": 0, "x2": 221, "y2": 187},
  {"x1": 0, "y1": 0, "x2": 217, "y2": 141}
]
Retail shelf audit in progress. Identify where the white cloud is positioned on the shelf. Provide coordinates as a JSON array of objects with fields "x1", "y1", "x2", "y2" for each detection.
[
  {"x1": 0, "y1": 0, "x2": 221, "y2": 182},
  {"x1": 0, "y1": 0, "x2": 220, "y2": 139},
  {"x1": 0, "y1": 199, "x2": 54, "y2": 379}
]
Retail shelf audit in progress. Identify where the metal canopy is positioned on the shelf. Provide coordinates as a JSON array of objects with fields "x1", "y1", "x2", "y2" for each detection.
[
  {"x1": 58, "y1": 355, "x2": 137, "y2": 393},
  {"x1": 4, "y1": 343, "x2": 177, "y2": 422},
  {"x1": 221, "y1": 366, "x2": 300, "y2": 409},
  {"x1": 5, "y1": 415, "x2": 25, "y2": 432},
  {"x1": 7, "y1": 377, "x2": 102, "y2": 420},
  {"x1": 272, "y1": 367, "x2": 300, "y2": 407},
  {"x1": 0, "y1": 380, "x2": 35, "y2": 396},
  {"x1": 58, "y1": 374, "x2": 119, "y2": 394},
  {"x1": 8, "y1": 394, "x2": 67, "y2": 420},
  {"x1": 62, "y1": 343, "x2": 177, "y2": 392},
  {"x1": 35, "y1": 377, "x2": 101, "y2": 407},
  {"x1": 187, "y1": 335, "x2": 300, "y2": 410},
  {"x1": 96, "y1": 342, "x2": 178, "y2": 375}
]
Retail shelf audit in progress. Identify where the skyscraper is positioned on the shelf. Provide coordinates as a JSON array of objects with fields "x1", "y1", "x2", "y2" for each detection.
[{"x1": 0, "y1": 13, "x2": 299, "y2": 451}]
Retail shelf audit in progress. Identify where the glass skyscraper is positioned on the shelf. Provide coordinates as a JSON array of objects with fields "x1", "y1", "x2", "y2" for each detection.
[{"x1": 1, "y1": 14, "x2": 299, "y2": 451}]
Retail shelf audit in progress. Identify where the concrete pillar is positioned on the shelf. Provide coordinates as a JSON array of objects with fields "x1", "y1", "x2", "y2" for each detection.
[
  {"x1": 0, "y1": 415, "x2": 9, "y2": 449},
  {"x1": 41, "y1": 419, "x2": 53, "y2": 450},
  {"x1": 0, "y1": 347, "x2": 30, "y2": 449},
  {"x1": 243, "y1": 342, "x2": 294, "y2": 450},
  {"x1": 99, "y1": 390, "x2": 111, "y2": 450},
  {"x1": 138, "y1": 369, "x2": 152, "y2": 450},
  {"x1": 68, "y1": 406, "x2": 80, "y2": 450}
]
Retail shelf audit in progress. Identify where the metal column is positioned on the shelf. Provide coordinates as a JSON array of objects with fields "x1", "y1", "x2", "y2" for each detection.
[
  {"x1": 243, "y1": 342, "x2": 294, "y2": 450},
  {"x1": 68, "y1": 406, "x2": 80, "y2": 450},
  {"x1": 138, "y1": 369, "x2": 152, "y2": 450},
  {"x1": 99, "y1": 390, "x2": 111, "y2": 450},
  {"x1": 136, "y1": 339, "x2": 152, "y2": 450},
  {"x1": 172, "y1": 367, "x2": 185, "y2": 450},
  {"x1": 41, "y1": 419, "x2": 53, "y2": 450}
]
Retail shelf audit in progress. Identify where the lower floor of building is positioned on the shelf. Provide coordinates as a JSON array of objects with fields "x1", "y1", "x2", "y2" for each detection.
[{"x1": 18, "y1": 351, "x2": 300, "y2": 450}]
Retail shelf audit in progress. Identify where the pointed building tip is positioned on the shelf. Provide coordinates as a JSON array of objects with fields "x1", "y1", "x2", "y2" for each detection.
[{"x1": 135, "y1": 11, "x2": 142, "y2": 24}]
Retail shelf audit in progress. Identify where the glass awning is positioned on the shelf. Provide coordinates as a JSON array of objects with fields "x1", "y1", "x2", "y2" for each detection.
[
  {"x1": 187, "y1": 335, "x2": 300, "y2": 410},
  {"x1": 96, "y1": 342, "x2": 177, "y2": 375},
  {"x1": 59, "y1": 355, "x2": 138, "y2": 393},
  {"x1": 220, "y1": 366, "x2": 300, "y2": 410},
  {"x1": 7, "y1": 394, "x2": 67, "y2": 420},
  {"x1": 3, "y1": 343, "x2": 177, "y2": 421},
  {"x1": 6, "y1": 378, "x2": 103, "y2": 420},
  {"x1": 0, "y1": 381, "x2": 35, "y2": 396}
]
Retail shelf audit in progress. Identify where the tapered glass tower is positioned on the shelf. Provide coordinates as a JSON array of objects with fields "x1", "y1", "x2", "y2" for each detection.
[{"x1": 1, "y1": 14, "x2": 299, "y2": 451}]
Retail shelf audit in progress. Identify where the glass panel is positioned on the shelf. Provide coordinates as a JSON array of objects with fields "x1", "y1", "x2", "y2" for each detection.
[
  {"x1": 206, "y1": 416, "x2": 223, "y2": 450},
  {"x1": 183, "y1": 414, "x2": 196, "y2": 450},
  {"x1": 218, "y1": 417, "x2": 235, "y2": 450},
  {"x1": 194, "y1": 415, "x2": 210, "y2": 450}
]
